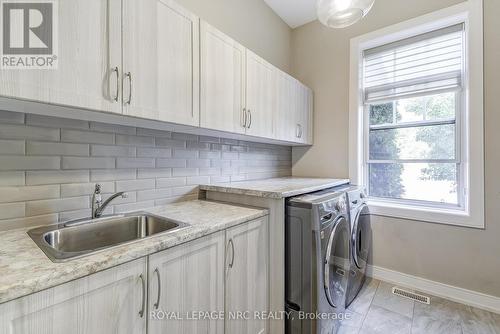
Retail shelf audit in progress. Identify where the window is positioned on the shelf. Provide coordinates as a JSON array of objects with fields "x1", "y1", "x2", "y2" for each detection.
[
  {"x1": 349, "y1": 1, "x2": 484, "y2": 228},
  {"x1": 364, "y1": 25, "x2": 464, "y2": 208}
]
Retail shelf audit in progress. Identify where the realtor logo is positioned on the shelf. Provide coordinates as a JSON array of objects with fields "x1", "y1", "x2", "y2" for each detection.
[{"x1": 1, "y1": 0, "x2": 58, "y2": 69}]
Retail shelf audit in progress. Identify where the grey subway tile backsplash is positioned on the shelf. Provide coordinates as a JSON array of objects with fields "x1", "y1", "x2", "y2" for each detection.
[
  {"x1": 60, "y1": 182, "x2": 115, "y2": 197},
  {"x1": 156, "y1": 177, "x2": 186, "y2": 188},
  {"x1": 26, "y1": 114, "x2": 89, "y2": 130},
  {"x1": 0, "y1": 112, "x2": 291, "y2": 231},
  {"x1": 26, "y1": 196, "x2": 90, "y2": 216},
  {"x1": 0, "y1": 156, "x2": 61, "y2": 171},
  {"x1": 115, "y1": 179, "x2": 155, "y2": 192},
  {"x1": 137, "y1": 168, "x2": 171, "y2": 179},
  {"x1": 26, "y1": 170, "x2": 89, "y2": 186},
  {"x1": 0, "y1": 202, "x2": 25, "y2": 220},
  {"x1": 0, "y1": 185, "x2": 60, "y2": 203},
  {"x1": 115, "y1": 134, "x2": 154, "y2": 147},
  {"x1": 91, "y1": 145, "x2": 136, "y2": 157},
  {"x1": 0, "y1": 110, "x2": 25, "y2": 124},
  {"x1": 27, "y1": 141, "x2": 89, "y2": 156},
  {"x1": 62, "y1": 157, "x2": 115, "y2": 169},
  {"x1": 0, "y1": 139, "x2": 25, "y2": 155},
  {"x1": 136, "y1": 147, "x2": 171, "y2": 158},
  {"x1": 156, "y1": 158, "x2": 187, "y2": 168},
  {"x1": 90, "y1": 122, "x2": 137, "y2": 135},
  {"x1": 0, "y1": 171, "x2": 25, "y2": 186},
  {"x1": 155, "y1": 137, "x2": 186, "y2": 148},
  {"x1": 61, "y1": 129, "x2": 114, "y2": 145},
  {"x1": 90, "y1": 169, "x2": 136, "y2": 182},
  {"x1": 116, "y1": 158, "x2": 155, "y2": 169},
  {"x1": 137, "y1": 188, "x2": 172, "y2": 201},
  {"x1": 0, "y1": 124, "x2": 59, "y2": 141}
]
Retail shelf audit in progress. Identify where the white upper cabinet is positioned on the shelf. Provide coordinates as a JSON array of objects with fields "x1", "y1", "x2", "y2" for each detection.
[
  {"x1": 0, "y1": 0, "x2": 313, "y2": 144},
  {"x1": 275, "y1": 71, "x2": 297, "y2": 142},
  {"x1": 294, "y1": 82, "x2": 313, "y2": 145},
  {"x1": 200, "y1": 21, "x2": 246, "y2": 134},
  {"x1": 245, "y1": 50, "x2": 276, "y2": 139},
  {"x1": 122, "y1": 0, "x2": 199, "y2": 126},
  {"x1": 0, "y1": 0, "x2": 122, "y2": 114},
  {"x1": 274, "y1": 71, "x2": 313, "y2": 144}
]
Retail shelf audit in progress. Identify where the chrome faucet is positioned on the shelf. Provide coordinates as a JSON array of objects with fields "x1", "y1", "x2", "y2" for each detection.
[{"x1": 92, "y1": 184, "x2": 128, "y2": 219}]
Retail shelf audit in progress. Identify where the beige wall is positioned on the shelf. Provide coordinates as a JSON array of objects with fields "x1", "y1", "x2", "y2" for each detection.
[
  {"x1": 291, "y1": 0, "x2": 500, "y2": 297},
  {"x1": 176, "y1": 0, "x2": 292, "y2": 73}
]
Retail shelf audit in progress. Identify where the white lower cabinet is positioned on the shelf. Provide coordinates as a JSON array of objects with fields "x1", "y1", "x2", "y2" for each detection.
[
  {"x1": 148, "y1": 231, "x2": 225, "y2": 334},
  {"x1": 0, "y1": 217, "x2": 269, "y2": 334},
  {"x1": 226, "y1": 216, "x2": 269, "y2": 334},
  {"x1": 148, "y1": 216, "x2": 269, "y2": 334},
  {"x1": 0, "y1": 258, "x2": 147, "y2": 334}
]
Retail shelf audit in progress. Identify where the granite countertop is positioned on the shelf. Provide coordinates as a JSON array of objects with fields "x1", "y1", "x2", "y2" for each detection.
[
  {"x1": 199, "y1": 177, "x2": 350, "y2": 199},
  {"x1": 0, "y1": 200, "x2": 268, "y2": 304}
]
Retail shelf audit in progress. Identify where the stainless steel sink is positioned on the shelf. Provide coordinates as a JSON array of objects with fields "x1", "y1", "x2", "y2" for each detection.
[{"x1": 28, "y1": 213, "x2": 189, "y2": 262}]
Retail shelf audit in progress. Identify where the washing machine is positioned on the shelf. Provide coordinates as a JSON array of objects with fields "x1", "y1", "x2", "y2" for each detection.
[
  {"x1": 285, "y1": 188, "x2": 351, "y2": 334},
  {"x1": 345, "y1": 186, "x2": 372, "y2": 307}
]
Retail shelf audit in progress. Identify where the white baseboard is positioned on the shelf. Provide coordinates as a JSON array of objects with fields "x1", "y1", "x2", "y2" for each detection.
[{"x1": 367, "y1": 265, "x2": 500, "y2": 315}]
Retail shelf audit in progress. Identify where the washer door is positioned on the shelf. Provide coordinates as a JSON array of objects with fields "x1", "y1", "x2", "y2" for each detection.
[
  {"x1": 352, "y1": 204, "x2": 371, "y2": 270},
  {"x1": 324, "y1": 216, "x2": 350, "y2": 308}
]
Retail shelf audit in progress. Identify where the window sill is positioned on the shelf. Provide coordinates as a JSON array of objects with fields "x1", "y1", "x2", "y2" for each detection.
[{"x1": 367, "y1": 199, "x2": 484, "y2": 229}]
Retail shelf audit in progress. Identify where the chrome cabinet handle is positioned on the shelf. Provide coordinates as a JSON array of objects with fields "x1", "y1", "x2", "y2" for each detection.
[
  {"x1": 153, "y1": 268, "x2": 161, "y2": 310},
  {"x1": 139, "y1": 274, "x2": 146, "y2": 318},
  {"x1": 111, "y1": 66, "x2": 119, "y2": 102},
  {"x1": 228, "y1": 238, "x2": 235, "y2": 268},
  {"x1": 124, "y1": 72, "x2": 132, "y2": 105},
  {"x1": 242, "y1": 108, "x2": 247, "y2": 128},
  {"x1": 298, "y1": 124, "x2": 303, "y2": 138},
  {"x1": 296, "y1": 124, "x2": 300, "y2": 138},
  {"x1": 247, "y1": 110, "x2": 252, "y2": 129}
]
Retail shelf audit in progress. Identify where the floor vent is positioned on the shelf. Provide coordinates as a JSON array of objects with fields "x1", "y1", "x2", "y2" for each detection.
[{"x1": 392, "y1": 287, "x2": 430, "y2": 304}]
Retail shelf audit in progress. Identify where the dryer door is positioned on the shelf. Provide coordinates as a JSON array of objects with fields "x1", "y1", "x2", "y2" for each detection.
[
  {"x1": 324, "y1": 216, "x2": 350, "y2": 308},
  {"x1": 352, "y1": 204, "x2": 371, "y2": 270}
]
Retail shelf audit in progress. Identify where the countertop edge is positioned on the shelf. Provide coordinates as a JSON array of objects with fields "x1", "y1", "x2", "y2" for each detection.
[
  {"x1": 0, "y1": 204, "x2": 268, "y2": 305},
  {"x1": 199, "y1": 179, "x2": 350, "y2": 199}
]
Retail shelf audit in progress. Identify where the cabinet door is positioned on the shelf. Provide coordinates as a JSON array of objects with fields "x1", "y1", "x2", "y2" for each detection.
[
  {"x1": 148, "y1": 232, "x2": 225, "y2": 334},
  {"x1": 275, "y1": 71, "x2": 298, "y2": 142},
  {"x1": 303, "y1": 86, "x2": 314, "y2": 144},
  {"x1": 245, "y1": 51, "x2": 276, "y2": 139},
  {"x1": 0, "y1": 259, "x2": 147, "y2": 334},
  {"x1": 200, "y1": 21, "x2": 246, "y2": 133},
  {"x1": 293, "y1": 82, "x2": 313, "y2": 145},
  {"x1": 122, "y1": 0, "x2": 199, "y2": 126},
  {"x1": 226, "y1": 216, "x2": 269, "y2": 334},
  {"x1": 0, "y1": 0, "x2": 122, "y2": 113}
]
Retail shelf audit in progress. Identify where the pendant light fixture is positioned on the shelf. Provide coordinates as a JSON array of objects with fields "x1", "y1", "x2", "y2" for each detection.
[{"x1": 317, "y1": 0, "x2": 375, "y2": 28}]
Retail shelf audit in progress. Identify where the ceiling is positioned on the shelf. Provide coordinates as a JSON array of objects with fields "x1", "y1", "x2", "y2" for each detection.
[{"x1": 263, "y1": 0, "x2": 318, "y2": 29}]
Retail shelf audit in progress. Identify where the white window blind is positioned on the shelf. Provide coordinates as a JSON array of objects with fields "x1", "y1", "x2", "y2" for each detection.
[{"x1": 363, "y1": 24, "x2": 465, "y2": 104}]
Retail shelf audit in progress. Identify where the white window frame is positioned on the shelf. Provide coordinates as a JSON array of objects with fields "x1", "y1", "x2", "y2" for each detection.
[{"x1": 349, "y1": 0, "x2": 484, "y2": 228}]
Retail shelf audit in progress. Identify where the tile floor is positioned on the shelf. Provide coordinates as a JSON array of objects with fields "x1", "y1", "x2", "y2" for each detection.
[{"x1": 339, "y1": 278, "x2": 500, "y2": 334}]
